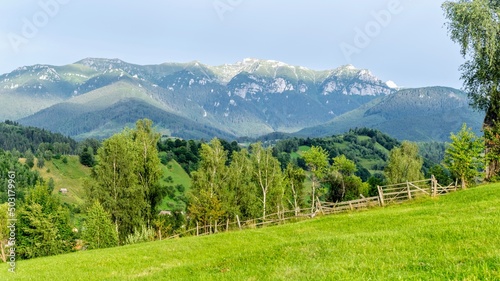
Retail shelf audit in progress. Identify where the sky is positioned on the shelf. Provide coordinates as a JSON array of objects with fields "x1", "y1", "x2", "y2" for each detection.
[{"x1": 0, "y1": 0, "x2": 464, "y2": 88}]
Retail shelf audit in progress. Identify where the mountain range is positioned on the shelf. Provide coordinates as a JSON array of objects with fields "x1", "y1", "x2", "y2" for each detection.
[{"x1": 0, "y1": 58, "x2": 483, "y2": 141}]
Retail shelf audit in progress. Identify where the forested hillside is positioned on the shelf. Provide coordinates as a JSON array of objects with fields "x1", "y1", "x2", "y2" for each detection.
[{"x1": 0, "y1": 121, "x2": 77, "y2": 153}]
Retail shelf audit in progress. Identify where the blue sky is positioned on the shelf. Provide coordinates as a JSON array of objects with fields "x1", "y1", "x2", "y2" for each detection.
[{"x1": 1, "y1": 0, "x2": 463, "y2": 88}]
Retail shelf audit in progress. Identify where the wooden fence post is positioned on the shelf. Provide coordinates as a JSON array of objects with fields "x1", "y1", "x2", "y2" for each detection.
[
  {"x1": 236, "y1": 215, "x2": 242, "y2": 230},
  {"x1": 316, "y1": 197, "x2": 324, "y2": 215},
  {"x1": 196, "y1": 221, "x2": 199, "y2": 236},
  {"x1": 431, "y1": 175, "x2": 437, "y2": 197},
  {"x1": 377, "y1": 185, "x2": 385, "y2": 207},
  {"x1": 407, "y1": 181, "x2": 412, "y2": 200}
]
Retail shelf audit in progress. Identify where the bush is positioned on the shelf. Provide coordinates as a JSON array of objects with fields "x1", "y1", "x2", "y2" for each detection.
[{"x1": 125, "y1": 225, "x2": 155, "y2": 245}]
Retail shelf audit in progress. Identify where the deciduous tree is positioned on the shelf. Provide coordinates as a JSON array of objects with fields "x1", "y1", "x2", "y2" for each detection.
[
  {"x1": 303, "y1": 146, "x2": 329, "y2": 212},
  {"x1": 82, "y1": 201, "x2": 118, "y2": 250},
  {"x1": 385, "y1": 141, "x2": 424, "y2": 184},
  {"x1": 444, "y1": 124, "x2": 484, "y2": 188},
  {"x1": 250, "y1": 143, "x2": 283, "y2": 220},
  {"x1": 443, "y1": 0, "x2": 500, "y2": 179}
]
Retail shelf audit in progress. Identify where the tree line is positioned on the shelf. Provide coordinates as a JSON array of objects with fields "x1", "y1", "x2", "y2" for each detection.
[{"x1": 0, "y1": 119, "x2": 486, "y2": 261}]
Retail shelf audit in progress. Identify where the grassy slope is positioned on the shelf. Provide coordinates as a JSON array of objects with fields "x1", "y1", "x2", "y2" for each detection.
[
  {"x1": 32, "y1": 157, "x2": 191, "y2": 209},
  {"x1": 158, "y1": 160, "x2": 192, "y2": 210},
  {"x1": 2, "y1": 184, "x2": 499, "y2": 280},
  {"x1": 33, "y1": 156, "x2": 91, "y2": 206}
]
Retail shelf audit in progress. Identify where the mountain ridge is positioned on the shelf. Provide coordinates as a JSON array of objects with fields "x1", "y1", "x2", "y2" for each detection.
[{"x1": 0, "y1": 58, "x2": 483, "y2": 141}]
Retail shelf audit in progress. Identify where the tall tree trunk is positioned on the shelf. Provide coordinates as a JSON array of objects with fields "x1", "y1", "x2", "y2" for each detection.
[{"x1": 484, "y1": 101, "x2": 500, "y2": 180}]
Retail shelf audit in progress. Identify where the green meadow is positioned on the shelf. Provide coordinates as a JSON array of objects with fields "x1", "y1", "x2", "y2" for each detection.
[{"x1": 2, "y1": 184, "x2": 499, "y2": 280}]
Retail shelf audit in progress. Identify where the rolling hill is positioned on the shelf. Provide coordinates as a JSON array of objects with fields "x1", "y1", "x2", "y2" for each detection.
[{"x1": 2, "y1": 183, "x2": 498, "y2": 280}]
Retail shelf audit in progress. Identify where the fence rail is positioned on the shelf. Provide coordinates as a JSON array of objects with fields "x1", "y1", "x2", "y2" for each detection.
[{"x1": 166, "y1": 175, "x2": 459, "y2": 240}]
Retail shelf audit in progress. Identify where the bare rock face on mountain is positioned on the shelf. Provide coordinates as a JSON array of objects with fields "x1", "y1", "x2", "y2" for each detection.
[{"x1": 0, "y1": 58, "x2": 481, "y2": 141}]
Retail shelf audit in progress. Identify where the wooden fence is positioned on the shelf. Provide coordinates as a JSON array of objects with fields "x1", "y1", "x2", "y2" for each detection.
[{"x1": 166, "y1": 176, "x2": 459, "y2": 240}]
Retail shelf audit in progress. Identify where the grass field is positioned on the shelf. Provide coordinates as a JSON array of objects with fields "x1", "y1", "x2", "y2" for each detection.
[
  {"x1": 158, "y1": 160, "x2": 192, "y2": 210},
  {"x1": 2, "y1": 183, "x2": 499, "y2": 280},
  {"x1": 33, "y1": 156, "x2": 92, "y2": 206}
]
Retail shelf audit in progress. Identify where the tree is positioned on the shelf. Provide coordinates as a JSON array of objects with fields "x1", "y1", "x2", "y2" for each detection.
[
  {"x1": 36, "y1": 155, "x2": 45, "y2": 169},
  {"x1": 189, "y1": 138, "x2": 229, "y2": 231},
  {"x1": 79, "y1": 146, "x2": 95, "y2": 167},
  {"x1": 250, "y1": 143, "x2": 283, "y2": 220},
  {"x1": 283, "y1": 163, "x2": 306, "y2": 216},
  {"x1": 87, "y1": 131, "x2": 144, "y2": 241},
  {"x1": 303, "y1": 146, "x2": 329, "y2": 212},
  {"x1": 444, "y1": 124, "x2": 484, "y2": 188},
  {"x1": 384, "y1": 141, "x2": 424, "y2": 184},
  {"x1": 17, "y1": 182, "x2": 74, "y2": 259},
  {"x1": 132, "y1": 119, "x2": 163, "y2": 227},
  {"x1": 82, "y1": 201, "x2": 118, "y2": 250},
  {"x1": 227, "y1": 149, "x2": 260, "y2": 220},
  {"x1": 25, "y1": 151, "x2": 35, "y2": 169},
  {"x1": 86, "y1": 119, "x2": 164, "y2": 242},
  {"x1": 330, "y1": 155, "x2": 357, "y2": 200},
  {"x1": 0, "y1": 203, "x2": 8, "y2": 263},
  {"x1": 443, "y1": 0, "x2": 500, "y2": 179}
]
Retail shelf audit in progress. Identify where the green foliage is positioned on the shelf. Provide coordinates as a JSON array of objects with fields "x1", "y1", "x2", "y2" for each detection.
[
  {"x1": 483, "y1": 120, "x2": 500, "y2": 180},
  {"x1": 303, "y1": 146, "x2": 329, "y2": 210},
  {"x1": 25, "y1": 151, "x2": 35, "y2": 169},
  {"x1": 78, "y1": 146, "x2": 95, "y2": 167},
  {"x1": 36, "y1": 156, "x2": 45, "y2": 169},
  {"x1": 428, "y1": 165, "x2": 453, "y2": 186},
  {"x1": 443, "y1": 0, "x2": 500, "y2": 179},
  {"x1": 158, "y1": 138, "x2": 200, "y2": 174},
  {"x1": 384, "y1": 141, "x2": 424, "y2": 184},
  {"x1": 132, "y1": 119, "x2": 164, "y2": 226},
  {"x1": 283, "y1": 164, "x2": 306, "y2": 215},
  {"x1": 0, "y1": 203, "x2": 8, "y2": 262},
  {"x1": 189, "y1": 138, "x2": 229, "y2": 227},
  {"x1": 444, "y1": 124, "x2": 484, "y2": 188},
  {"x1": 86, "y1": 119, "x2": 164, "y2": 242},
  {"x1": 82, "y1": 201, "x2": 118, "y2": 250},
  {"x1": 326, "y1": 155, "x2": 367, "y2": 202},
  {"x1": 227, "y1": 149, "x2": 260, "y2": 220},
  {"x1": 0, "y1": 121, "x2": 77, "y2": 154},
  {"x1": 250, "y1": 143, "x2": 283, "y2": 219},
  {"x1": 17, "y1": 182, "x2": 75, "y2": 259},
  {"x1": 124, "y1": 225, "x2": 155, "y2": 245},
  {"x1": 0, "y1": 150, "x2": 41, "y2": 203}
]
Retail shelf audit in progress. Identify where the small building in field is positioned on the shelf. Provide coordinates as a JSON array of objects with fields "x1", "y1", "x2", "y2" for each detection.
[
  {"x1": 159, "y1": 210, "x2": 172, "y2": 216},
  {"x1": 59, "y1": 188, "x2": 68, "y2": 194}
]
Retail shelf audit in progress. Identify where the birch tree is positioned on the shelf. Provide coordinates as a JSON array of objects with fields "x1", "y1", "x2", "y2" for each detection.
[
  {"x1": 303, "y1": 146, "x2": 329, "y2": 212},
  {"x1": 443, "y1": 0, "x2": 500, "y2": 179},
  {"x1": 250, "y1": 143, "x2": 282, "y2": 220}
]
